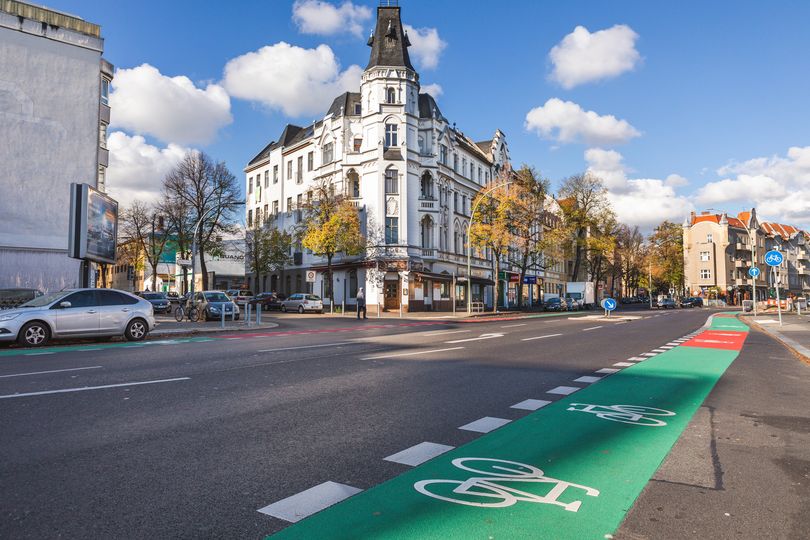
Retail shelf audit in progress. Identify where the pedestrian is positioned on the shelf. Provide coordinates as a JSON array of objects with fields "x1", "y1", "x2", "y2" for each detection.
[{"x1": 356, "y1": 287, "x2": 367, "y2": 319}]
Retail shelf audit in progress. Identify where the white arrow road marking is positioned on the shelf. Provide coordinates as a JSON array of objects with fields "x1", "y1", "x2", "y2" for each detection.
[{"x1": 446, "y1": 333, "x2": 504, "y2": 344}]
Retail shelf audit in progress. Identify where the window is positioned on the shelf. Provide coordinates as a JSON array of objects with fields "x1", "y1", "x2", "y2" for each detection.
[
  {"x1": 354, "y1": 102, "x2": 361, "y2": 115},
  {"x1": 263, "y1": 204, "x2": 269, "y2": 221},
  {"x1": 99, "y1": 123, "x2": 107, "y2": 149},
  {"x1": 286, "y1": 197, "x2": 292, "y2": 214},
  {"x1": 706, "y1": 233, "x2": 713, "y2": 243},
  {"x1": 385, "y1": 169, "x2": 398, "y2": 194},
  {"x1": 307, "y1": 151, "x2": 313, "y2": 171},
  {"x1": 297, "y1": 156, "x2": 303, "y2": 183},
  {"x1": 101, "y1": 77, "x2": 110, "y2": 106},
  {"x1": 478, "y1": 167, "x2": 482, "y2": 183},
  {"x1": 98, "y1": 165, "x2": 106, "y2": 188},
  {"x1": 256, "y1": 177, "x2": 261, "y2": 201},
  {"x1": 462, "y1": 195, "x2": 467, "y2": 215},
  {"x1": 453, "y1": 153, "x2": 458, "y2": 172},
  {"x1": 453, "y1": 192, "x2": 458, "y2": 211},
  {"x1": 287, "y1": 161, "x2": 292, "y2": 180},
  {"x1": 386, "y1": 87, "x2": 396, "y2": 104},
  {"x1": 273, "y1": 165, "x2": 278, "y2": 184},
  {"x1": 347, "y1": 172, "x2": 360, "y2": 198},
  {"x1": 348, "y1": 270, "x2": 358, "y2": 298},
  {"x1": 420, "y1": 173, "x2": 434, "y2": 198},
  {"x1": 440, "y1": 145, "x2": 447, "y2": 165},
  {"x1": 353, "y1": 138, "x2": 362, "y2": 152},
  {"x1": 98, "y1": 290, "x2": 136, "y2": 306},
  {"x1": 273, "y1": 200, "x2": 279, "y2": 215},
  {"x1": 322, "y1": 142, "x2": 334, "y2": 163},
  {"x1": 700, "y1": 251, "x2": 710, "y2": 261},
  {"x1": 385, "y1": 124, "x2": 398, "y2": 148},
  {"x1": 462, "y1": 158, "x2": 467, "y2": 177},
  {"x1": 248, "y1": 209, "x2": 253, "y2": 227},
  {"x1": 248, "y1": 177, "x2": 253, "y2": 194},
  {"x1": 385, "y1": 217, "x2": 399, "y2": 244},
  {"x1": 264, "y1": 170, "x2": 269, "y2": 188},
  {"x1": 296, "y1": 194, "x2": 303, "y2": 220},
  {"x1": 700, "y1": 269, "x2": 711, "y2": 279}
]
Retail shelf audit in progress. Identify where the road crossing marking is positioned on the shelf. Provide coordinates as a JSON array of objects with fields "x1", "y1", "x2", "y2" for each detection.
[
  {"x1": 511, "y1": 399, "x2": 552, "y2": 411},
  {"x1": 361, "y1": 347, "x2": 464, "y2": 360},
  {"x1": 547, "y1": 385, "x2": 581, "y2": 395},
  {"x1": 258, "y1": 481, "x2": 362, "y2": 523},
  {"x1": 0, "y1": 366, "x2": 102, "y2": 378},
  {"x1": 384, "y1": 442, "x2": 455, "y2": 467},
  {"x1": 521, "y1": 333, "x2": 562, "y2": 341},
  {"x1": 459, "y1": 417, "x2": 511, "y2": 433},
  {"x1": 0, "y1": 377, "x2": 190, "y2": 399}
]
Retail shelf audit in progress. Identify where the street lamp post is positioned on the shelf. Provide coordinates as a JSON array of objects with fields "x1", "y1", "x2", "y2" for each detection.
[{"x1": 467, "y1": 180, "x2": 512, "y2": 314}]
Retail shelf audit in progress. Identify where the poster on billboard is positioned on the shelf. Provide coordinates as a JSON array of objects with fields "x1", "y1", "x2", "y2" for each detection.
[{"x1": 68, "y1": 183, "x2": 118, "y2": 264}]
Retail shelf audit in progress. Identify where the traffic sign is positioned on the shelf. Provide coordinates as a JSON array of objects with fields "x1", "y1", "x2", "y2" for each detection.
[
  {"x1": 764, "y1": 250, "x2": 784, "y2": 266},
  {"x1": 176, "y1": 258, "x2": 191, "y2": 267},
  {"x1": 305, "y1": 270, "x2": 317, "y2": 283},
  {"x1": 748, "y1": 267, "x2": 760, "y2": 278},
  {"x1": 601, "y1": 298, "x2": 617, "y2": 311},
  {"x1": 522, "y1": 275, "x2": 537, "y2": 284}
]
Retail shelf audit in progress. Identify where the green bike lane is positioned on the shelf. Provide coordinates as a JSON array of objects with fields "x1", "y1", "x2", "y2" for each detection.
[{"x1": 269, "y1": 314, "x2": 750, "y2": 540}]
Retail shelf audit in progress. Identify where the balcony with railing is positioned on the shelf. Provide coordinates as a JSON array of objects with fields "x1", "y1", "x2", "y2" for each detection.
[
  {"x1": 419, "y1": 197, "x2": 438, "y2": 211},
  {"x1": 421, "y1": 248, "x2": 437, "y2": 259}
]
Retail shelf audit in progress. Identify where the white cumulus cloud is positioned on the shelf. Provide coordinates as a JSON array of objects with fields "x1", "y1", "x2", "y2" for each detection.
[
  {"x1": 525, "y1": 98, "x2": 640, "y2": 146},
  {"x1": 696, "y1": 146, "x2": 810, "y2": 228},
  {"x1": 222, "y1": 42, "x2": 362, "y2": 118},
  {"x1": 110, "y1": 64, "x2": 232, "y2": 146},
  {"x1": 403, "y1": 24, "x2": 447, "y2": 70},
  {"x1": 421, "y1": 83, "x2": 443, "y2": 98},
  {"x1": 106, "y1": 131, "x2": 189, "y2": 209},
  {"x1": 292, "y1": 0, "x2": 371, "y2": 37},
  {"x1": 549, "y1": 24, "x2": 641, "y2": 89},
  {"x1": 585, "y1": 148, "x2": 692, "y2": 230}
]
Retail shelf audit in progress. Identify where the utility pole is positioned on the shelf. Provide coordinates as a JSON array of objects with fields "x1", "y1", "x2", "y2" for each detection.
[{"x1": 648, "y1": 259, "x2": 653, "y2": 309}]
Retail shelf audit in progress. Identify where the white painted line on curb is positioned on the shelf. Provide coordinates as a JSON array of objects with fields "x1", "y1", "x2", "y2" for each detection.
[
  {"x1": 583, "y1": 326, "x2": 603, "y2": 331},
  {"x1": 660, "y1": 346, "x2": 674, "y2": 350},
  {"x1": 258, "y1": 342, "x2": 351, "y2": 353},
  {"x1": 511, "y1": 398, "x2": 552, "y2": 411},
  {"x1": 0, "y1": 377, "x2": 190, "y2": 399},
  {"x1": 501, "y1": 323, "x2": 526, "y2": 328},
  {"x1": 651, "y1": 349, "x2": 667, "y2": 353},
  {"x1": 547, "y1": 386, "x2": 581, "y2": 396},
  {"x1": 574, "y1": 376, "x2": 602, "y2": 383},
  {"x1": 384, "y1": 442, "x2": 455, "y2": 466},
  {"x1": 257, "y1": 481, "x2": 362, "y2": 523},
  {"x1": 521, "y1": 333, "x2": 563, "y2": 341},
  {"x1": 459, "y1": 416, "x2": 511, "y2": 433},
  {"x1": 0, "y1": 366, "x2": 102, "y2": 379},
  {"x1": 666, "y1": 342, "x2": 680, "y2": 346},
  {"x1": 24, "y1": 352, "x2": 55, "y2": 356},
  {"x1": 361, "y1": 347, "x2": 464, "y2": 360},
  {"x1": 613, "y1": 362, "x2": 635, "y2": 367},
  {"x1": 595, "y1": 368, "x2": 620, "y2": 374}
]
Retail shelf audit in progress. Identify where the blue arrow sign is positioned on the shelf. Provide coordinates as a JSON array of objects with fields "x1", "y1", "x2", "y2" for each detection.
[
  {"x1": 601, "y1": 298, "x2": 617, "y2": 311},
  {"x1": 748, "y1": 267, "x2": 761, "y2": 278},
  {"x1": 764, "y1": 250, "x2": 784, "y2": 267}
]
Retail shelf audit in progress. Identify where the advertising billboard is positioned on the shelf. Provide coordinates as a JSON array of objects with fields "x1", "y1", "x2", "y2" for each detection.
[{"x1": 68, "y1": 183, "x2": 118, "y2": 264}]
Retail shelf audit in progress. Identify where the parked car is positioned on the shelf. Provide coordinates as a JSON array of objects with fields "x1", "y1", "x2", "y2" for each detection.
[
  {"x1": 0, "y1": 288, "x2": 43, "y2": 310},
  {"x1": 251, "y1": 292, "x2": 287, "y2": 311},
  {"x1": 192, "y1": 291, "x2": 241, "y2": 321},
  {"x1": 681, "y1": 297, "x2": 703, "y2": 308},
  {"x1": 543, "y1": 297, "x2": 564, "y2": 312},
  {"x1": 564, "y1": 297, "x2": 578, "y2": 311},
  {"x1": 281, "y1": 293, "x2": 323, "y2": 313},
  {"x1": 166, "y1": 291, "x2": 182, "y2": 305},
  {"x1": 655, "y1": 298, "x2": 677, "y2": 309},
  {"x1": 0, "y1": 288, "x2": 155, "y2": 347},
  {"x1": 226, "y1": 289, "x2": 254, "y2": 306},
  {"x1": 138, "y1": 291, "x2": 172, "y2": 314}
]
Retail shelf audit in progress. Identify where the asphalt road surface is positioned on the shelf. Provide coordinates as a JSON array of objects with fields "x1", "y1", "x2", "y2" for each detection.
[{"x1": 0, "y1": 308, "x2": 805, "y2": 539}]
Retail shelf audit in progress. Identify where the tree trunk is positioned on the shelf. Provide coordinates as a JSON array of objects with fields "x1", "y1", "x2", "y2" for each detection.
[
  {"x1": 152, "y1": 261, "x2": 159, "y2": 292},
  {"x1": 326, "y1": 253, "x2": 334, "y2": 306},
  {"x1": 199, "y1": 246, "x2": 208, "y2": 291},
  {"x1": 181, "y1": 267, "x2": 188, "y2": 294},
  {"x1": 493, "y1": 254, "x2": 500, "y2": 313},
  {"x1": 517, "y1": 249, "x2": 529, "y2": 308},
  {"x1": 571, "y1": 229, "x2": 585, "y2": 281}
]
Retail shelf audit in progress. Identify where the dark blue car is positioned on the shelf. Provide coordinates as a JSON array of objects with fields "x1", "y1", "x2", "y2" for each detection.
[{"x1": 138, "y1": 292, "x2": 172, "y2": 314}]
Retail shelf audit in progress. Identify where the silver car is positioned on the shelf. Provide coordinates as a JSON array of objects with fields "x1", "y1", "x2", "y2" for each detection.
[
  {"x1": 0, "y1": 288, "x2": 155, "y2": 347},
  {"x1": 280, "y1": 293, "x2": 323, "y2": 314}
]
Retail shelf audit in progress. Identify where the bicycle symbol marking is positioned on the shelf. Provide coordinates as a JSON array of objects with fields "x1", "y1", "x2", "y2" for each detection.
[
  {"x1": 566, "y1": 403, "x2": 676, "y2": 427},
  {"x1": 413, "y1": 458, "x2": 599, "y2": 512}
]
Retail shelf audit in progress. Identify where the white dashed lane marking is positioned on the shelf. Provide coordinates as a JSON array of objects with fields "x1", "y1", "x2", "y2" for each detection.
[
  {"x1": 521, "y1": 333, "x2": 563, "y2": 341},
  {"x1": 628, "y1": 357, "x2": 646, "y2": 361},
  {"x1": 384, "y1": 442, "x2": 454, "y2": 466},
  {"x1": 511, "y1": 399, "x2": 552, "y2": 411},
  {"x1": 0, "y1": 377, "x2": 190, "y2": 399},
  {"x1": 361, "y1": 347, "x2": 464, "y2": 360},
  {"x1": 257, "y1": 481, "x2": 362, "y2": 523},
  {"x1": 547, "y1": 385, "x2": 581, "y2": 396},
  {"x1": 459, "y1": 416, "x2": 511, "y2": 433},
  {"x1": 0, "y1": 366, "x2": 102, "y2": 379},
  {"x1": 574, "y1": 376, "x2": 602, "y2": 384}
]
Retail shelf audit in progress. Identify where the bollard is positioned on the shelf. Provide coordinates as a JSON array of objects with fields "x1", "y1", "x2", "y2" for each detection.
[
  {"x1": 221, "y1": 305, "x2": 225, "y2": 329},
  {"x1": 256, "y1": 304, "x2": 261, "y2": 325},
  {"x1": 342, "y1": 300, "x2": 345, "y2": 317},
  {"x1": 246, "y1": 303, "x2": 252, "y2": 326}
]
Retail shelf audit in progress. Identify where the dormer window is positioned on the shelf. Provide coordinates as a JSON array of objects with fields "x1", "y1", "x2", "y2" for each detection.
[
  {"x1": 386, "y1": 87, "x2": 396, "y2": 104},
  {"x1": 354, "y1": 103, "x2": 361, "y2": 115}
]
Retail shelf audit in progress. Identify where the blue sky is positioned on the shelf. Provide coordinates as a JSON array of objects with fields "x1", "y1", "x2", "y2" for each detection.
[{"x1": 48, "y1": 0, "x2": 810, "y2": 229}]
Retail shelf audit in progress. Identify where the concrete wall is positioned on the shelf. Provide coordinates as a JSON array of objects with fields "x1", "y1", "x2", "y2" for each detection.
[{"x1": 0, "y1": 17, "x2": 101, "y2": 290}]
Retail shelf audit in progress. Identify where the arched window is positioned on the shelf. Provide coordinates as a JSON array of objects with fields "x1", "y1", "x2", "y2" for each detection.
[
  {"x1": 462, "y1": 223, "x2": 469, "y2": 254},
  {"x1": 385, "y1": 168, "x2": 398, "y2": 194},
  {"x1": 346, "y1": 170, "x2": 360, "y2": 198},
  {"x1": 454, "y1": 221, "x2": 461, "y2": 254},
  {"x1": 386, "y1": 87, "x2": 396, "y2": 104},
  {"x1": 420, "y1": 172, "x2": 434, "y2": 199},
  {"x1": 421, "y1": 215, "x2": 434, "y2": 249}
]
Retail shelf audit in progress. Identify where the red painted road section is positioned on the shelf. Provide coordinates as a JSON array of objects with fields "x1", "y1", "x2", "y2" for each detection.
[{"x1": 681, "y1": 330, "x2": 747, "y2": 351}]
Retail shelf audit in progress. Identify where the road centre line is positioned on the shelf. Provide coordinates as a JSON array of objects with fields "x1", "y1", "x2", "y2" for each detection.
[
  {"x1": 446, "y1": 333, "x2": 503, "y2": 344},
  {"x1": 521, "y1": 333, "x2": 563, "y2": 341},
  {"x1": 361, "y1": 347, "x2": 464, "y2": 360},
  {"x1": 583, "y1": 326, "x2": 603, "y2": 331},
  {"x1": 0, "y1": 377, "x2": 190, "y2": 399},
  {"x1": 257, "y1": 342, "x2": 352, "y2": 353},
  {"x1": 501, "y1": 323, "x2": 526, "y2": 328},
  {"x1": 0, "y1": 366, "x2": 102, "y2": 379}
]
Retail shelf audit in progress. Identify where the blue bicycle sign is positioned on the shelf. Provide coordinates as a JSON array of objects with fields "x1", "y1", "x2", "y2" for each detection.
[
  {"x1": 764, "y1": 250, "x2": 784, "y2": 267},
  {"x1": 748, "y1": 267, "x2": 760, "y2": 278}
]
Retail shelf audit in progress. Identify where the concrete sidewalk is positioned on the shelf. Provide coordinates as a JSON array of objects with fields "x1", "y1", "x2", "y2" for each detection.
[
  {"x1": 151, "y1": 318, "x2": 278, "y2": 336},
  {"x1": 745, "y1": 313, "x2": 810, "y2": 361}
]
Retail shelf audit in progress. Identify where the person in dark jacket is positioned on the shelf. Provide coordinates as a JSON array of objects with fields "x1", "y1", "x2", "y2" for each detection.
[{"x1": 356, "y1": 288, "x2": 367, "y2": 319}]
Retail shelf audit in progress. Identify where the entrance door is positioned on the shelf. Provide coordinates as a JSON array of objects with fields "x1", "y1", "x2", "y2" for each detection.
[
  {"x1": 384, "y1": 281, "x2": 400, "y2": 310},
  {"x1": 423, "y1": 281, "x2": 432, "y2": 310}
]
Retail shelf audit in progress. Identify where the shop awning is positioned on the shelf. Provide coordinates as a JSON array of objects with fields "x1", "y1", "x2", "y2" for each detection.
[
  {"x1": 456, "y1": 276, "x2": 495, "y2": 286},
  {"x1": 411, "y1": 270, "x2": 454, "y2": 282}
]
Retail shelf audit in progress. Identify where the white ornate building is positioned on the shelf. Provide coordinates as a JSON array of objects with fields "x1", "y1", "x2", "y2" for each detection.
[{"x1": 244, "y1": 5, "x2": 521, "y2": 312}]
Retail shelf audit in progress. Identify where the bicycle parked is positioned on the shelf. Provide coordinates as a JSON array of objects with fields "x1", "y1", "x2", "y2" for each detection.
[{"x1": 173, "y1": 300, "x2": 200, "y2": 322}]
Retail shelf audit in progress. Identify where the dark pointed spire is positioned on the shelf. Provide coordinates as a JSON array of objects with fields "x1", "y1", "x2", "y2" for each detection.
[{"x1": 366, "y1": 6, "x2": 414, "y2": 71}]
